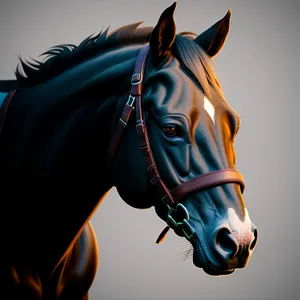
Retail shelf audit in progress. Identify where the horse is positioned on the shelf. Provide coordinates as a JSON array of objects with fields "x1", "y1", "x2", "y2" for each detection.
[{"x1": 0, "y1": 2, "x2": 258, "y2": 299}]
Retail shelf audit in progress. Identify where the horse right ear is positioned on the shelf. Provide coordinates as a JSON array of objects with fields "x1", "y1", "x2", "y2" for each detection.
[
  {"x1": 193, "y1": 10, "x2": 231, "y2": 57},
  {"x1": 149, "y1": 2, "x2": 177, "y2": 59}
]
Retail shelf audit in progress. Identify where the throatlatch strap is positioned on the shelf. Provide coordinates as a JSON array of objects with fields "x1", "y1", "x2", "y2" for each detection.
[{"x1": 107, "y1": 97, "x2": 135, "y2": 164}]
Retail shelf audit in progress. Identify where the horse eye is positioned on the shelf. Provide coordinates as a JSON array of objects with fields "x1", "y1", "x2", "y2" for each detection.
[{"x1": 162, "y1": 125, "x2": 177, "y2": 137}]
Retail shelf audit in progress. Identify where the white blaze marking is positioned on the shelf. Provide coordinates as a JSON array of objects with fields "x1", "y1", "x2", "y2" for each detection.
[
  {"x1": 228, "y1": 208, "x2": 252, "y2": 234},
  {"x1": 203, "y1": 96, "x2": 215, "y2": 124}
]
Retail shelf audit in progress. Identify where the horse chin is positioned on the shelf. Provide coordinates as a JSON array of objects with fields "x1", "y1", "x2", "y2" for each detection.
[
  {"x1": 202, "y1": 265, "x2": 235, "y2": 276},
  {"x1": 193, "y1": 257, "x2": 235, "y2": 276},
  {"x1": 192, "y1": 245, "x2": 235, "y2": 276}
]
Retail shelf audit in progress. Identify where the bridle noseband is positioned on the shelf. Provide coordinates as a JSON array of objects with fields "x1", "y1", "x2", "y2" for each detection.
[{"x1": 108, "y1": 44, "x2": 245, "y2": 243}]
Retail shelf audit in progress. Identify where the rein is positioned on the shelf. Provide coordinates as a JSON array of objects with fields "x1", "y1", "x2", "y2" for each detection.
[{"x1": 108, "y1": 44, "x2": 245, "y2": 243}]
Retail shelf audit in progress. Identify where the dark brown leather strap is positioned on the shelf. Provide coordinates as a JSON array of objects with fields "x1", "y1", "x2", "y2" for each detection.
[
  {"x1": 155, "y1": 225, "x2": 170, "y2": 244},
  {"x1": 107, "y1": 46, "x2": 150, "y2": 164},
  {"x1": 0, "y1": 90, "x2": 16, "y2": 134},
  {"x1": 107, "y1": 96, "x2": 135, "y2": 163},
  {"x1": 133, "y1": 45, "x2": 176, "y2": 206},
  {"x1": 170, "y1": 169, "x2": 245, "y2": 203}
]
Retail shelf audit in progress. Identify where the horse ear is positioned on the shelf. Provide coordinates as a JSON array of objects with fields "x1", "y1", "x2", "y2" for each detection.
[
  {"x1": 149, "y1": 2, "x2": 177, "y2": 58},
  {"x1": 194, "y1": 10, "x2": 231, "y2": 57}
]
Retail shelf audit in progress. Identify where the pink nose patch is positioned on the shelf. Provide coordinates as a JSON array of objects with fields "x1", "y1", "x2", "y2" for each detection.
[{"x1": 232, "y1": 231, "x2": 253, "y2": 246}]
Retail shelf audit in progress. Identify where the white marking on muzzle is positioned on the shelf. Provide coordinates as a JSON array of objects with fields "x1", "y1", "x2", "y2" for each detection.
[
  {"x1": 228, "y1": 208, "x2": 252, "y2": 234},
  {"x1": 203, "y1": 96, "x2": 215, "y2": 124}
]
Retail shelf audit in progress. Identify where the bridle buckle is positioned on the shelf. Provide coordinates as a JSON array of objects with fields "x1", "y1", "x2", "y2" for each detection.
[
  {"x1": 131, "y1": 73, "x2": 143, "y2": 85},
  {"x1": 127, "y1": 95, "x2": 135, "y2": 107}
]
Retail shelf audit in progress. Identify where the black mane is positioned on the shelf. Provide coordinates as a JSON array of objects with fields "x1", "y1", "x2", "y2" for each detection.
[
  {"x1": 15, "y1": 23, "x2": 219, "y2": 96},
  {"x1": 15, "y1": 22, "x2": 153, "y2": 85}
]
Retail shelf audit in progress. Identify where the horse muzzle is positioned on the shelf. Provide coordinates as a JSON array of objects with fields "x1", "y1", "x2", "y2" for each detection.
[{"x1": 192, "y1": 217, "x2": 258, "y2": 275}]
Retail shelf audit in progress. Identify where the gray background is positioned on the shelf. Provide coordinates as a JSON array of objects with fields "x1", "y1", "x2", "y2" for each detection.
[{"x1": 0, "y1": 0, "x2": 299, "y2": 299}]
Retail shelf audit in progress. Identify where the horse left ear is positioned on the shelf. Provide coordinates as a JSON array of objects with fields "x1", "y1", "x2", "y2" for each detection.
[
  {"x1": 149, "y1": 2, "x2": 177, "y2": 58},
  {"x1": 193, "y1": 10, "x2": 231, "y2": 57}
]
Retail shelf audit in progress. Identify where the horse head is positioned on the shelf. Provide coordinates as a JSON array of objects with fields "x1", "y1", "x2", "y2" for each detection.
[{"x1": 110, "y1": 2, "x2": 257, "y2": 276}]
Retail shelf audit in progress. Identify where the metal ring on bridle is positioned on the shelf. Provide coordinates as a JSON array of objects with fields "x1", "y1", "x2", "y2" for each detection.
[{"x1": 167, "y1": 203, "x2": 195, "y2": 241}]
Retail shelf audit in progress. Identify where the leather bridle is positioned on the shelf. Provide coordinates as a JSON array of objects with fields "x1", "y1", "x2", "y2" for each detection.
[{"x1": 108, "y1": 44, "x2": 245, "y2": 243}]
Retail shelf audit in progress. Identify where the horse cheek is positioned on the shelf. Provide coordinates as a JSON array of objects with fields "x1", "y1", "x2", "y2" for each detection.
[{"x1": 112, "y1": 127, "x2": 154, "y2": 209}]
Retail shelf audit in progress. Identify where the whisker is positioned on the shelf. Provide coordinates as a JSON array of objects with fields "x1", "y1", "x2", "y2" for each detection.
[
  {"x1": 176, "y1": 244, "x2": 194, "y2": 263},
  {"x1": 176, "y1": 242, "x2": 204, "y2": 264}
]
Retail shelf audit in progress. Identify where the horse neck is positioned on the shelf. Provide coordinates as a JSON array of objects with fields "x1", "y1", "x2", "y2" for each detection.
[
  {"x1": 34, "y1": 46, "x2": 141, "y2": 184},
  {"x1": 1, "y1": 45, "x2": 142, "y2": 197},
  {"x1": 0, "y1": 45, "x2": 143, "y2": 271}
]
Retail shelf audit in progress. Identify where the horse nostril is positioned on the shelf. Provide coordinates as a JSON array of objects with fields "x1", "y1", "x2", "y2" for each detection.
[
  {"x1": 213, "y1": 225, "x2": 258, "y2": 267},
  {"x1": 215, "y1": 227, "x2": 238, "y2": 258},
  {"x1": 250, "y1": 228, "x2": 258, "y2": 250}
]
